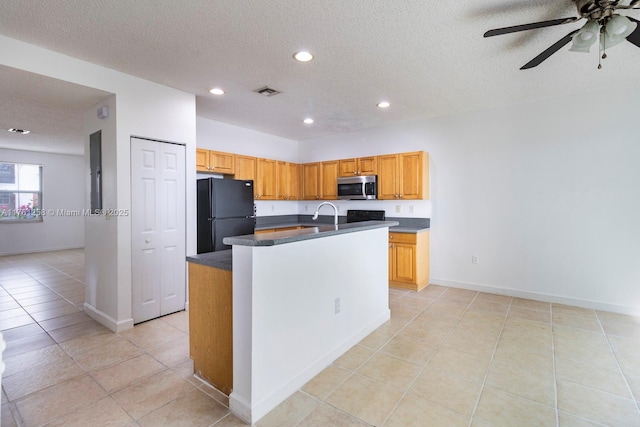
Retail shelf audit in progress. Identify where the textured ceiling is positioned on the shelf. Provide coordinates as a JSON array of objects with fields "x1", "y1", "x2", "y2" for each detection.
[{"x1": 1, "y1": 0, "x2": 640, "y2": 153}]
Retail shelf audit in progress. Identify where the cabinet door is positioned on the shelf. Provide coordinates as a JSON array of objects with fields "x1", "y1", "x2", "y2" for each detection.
[
  {"x1": 257, "y1": 158, "x2": 278, "y2": 200},
  {"x1": 288, "y1": 163, "x2": 300, "y2": 200},
  {"x1": 338, "y1": 159, "x2": 358, "y2": 177},
  {"x1": 302, "y1": 163, "x2": 321, "y2": 200},
  {"x1": 399, "y1": 151, "x2": 426, "y2": 200},
  {"x1": 196, "y1": 149, "x2": 209, "y2": 172},
  {"x1": 235, "y1": 155, "x2": 257, "y2": 183},
  {"x1": 277, "y1": 161, "x2": 290, "y2": 200},
  {"x1": 391, "y1": 243, "x2": 416, "y2": 283},
  {"x1": 209, "y1": 151, "x2": 235, "y2": 174},
  {"x1": 188, "y1": 263, "x2": 233, "y2": 395},
  {"x1": 377, "y1": 154, "x2": 398, "y2": 200},
  {"x1": 388, "y1": 242, "x2": 394, "y2": 281},
  {"x1": 321, "y1": 161, "x2": 339, "y2": 200},
  {"x1": 359, "y1": 156, "x2": 378, "y2": 175}
]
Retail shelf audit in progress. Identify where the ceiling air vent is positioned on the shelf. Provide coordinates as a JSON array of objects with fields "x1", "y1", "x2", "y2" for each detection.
[
  {"x1": 8, "y1": 128, "x2": 30, "y2": 134},
  {"x1": 253, "y1": 86, "x2": 281, "y2": 97}
]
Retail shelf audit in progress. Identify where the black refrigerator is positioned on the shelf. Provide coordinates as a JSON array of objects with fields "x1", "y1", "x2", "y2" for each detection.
[{"x1": 197, "y1": 178, "x2": 255, "y2": 253}]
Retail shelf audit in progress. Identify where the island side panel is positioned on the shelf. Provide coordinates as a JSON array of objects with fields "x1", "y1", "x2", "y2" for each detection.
[
  {"x1": 188, "y1": 262, "x2": 233, "y2": 395},
  {"x1": 237, "y1": 226, "x2": 390, "y2": 423},
  {"x1": 229, "y1": 245, "x2": 254, "y2": 424}
]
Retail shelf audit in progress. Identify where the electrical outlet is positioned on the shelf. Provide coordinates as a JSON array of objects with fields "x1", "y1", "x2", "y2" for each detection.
[
  {"x1": 305, "y1": 205, "x2": 308, "y2": 212},
  {"x1": 472, "y1": 255, "x2": 479, "y2": 264},
  {"x1": 396, "y1": 205, "x2": 401, "y2": 213},
  {"x1": 334, "y1": 297, "x2": 340, "y2": 314},
  {"x1": 271, "y1": 205, "x2": 275, "y2": 212},
  {"x1": 409, "y1": 205, "x2": 415, "y2": 214}
]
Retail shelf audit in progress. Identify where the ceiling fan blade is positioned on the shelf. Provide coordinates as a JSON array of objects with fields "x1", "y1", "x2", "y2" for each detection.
[
  {"x1": 484, "y1": 17, "x2": 579, "y2": 37},
  {"x1": 627, "y1": 17, "x2": 640, "y2": 47},
  {"x1": 520, "y1": 29, "x2": 579, "y2": 70}
]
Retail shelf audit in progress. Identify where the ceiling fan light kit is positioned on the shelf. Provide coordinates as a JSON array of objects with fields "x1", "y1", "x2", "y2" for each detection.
[
  {"x1": 569, "y1": 20, "x2": 600, "y2": 52},
  {"x1": 601, "y1": 14, "x2": 637, "y2": 49},
  {"x1": 484, "y1": 0, "x2": 640, "y2": 69}
]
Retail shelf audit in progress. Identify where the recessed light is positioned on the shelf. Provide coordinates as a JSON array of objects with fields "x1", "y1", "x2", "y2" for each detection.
[
  {"x1": 209, "y1": 88, "x2": 225, "y2": 95},
  {"x1": 377, "y1": 101, "x2": 390, "y2": 108},
  {"x1": 293, "y1": 51, "x2": 314, "y2": 62},
  {"x1": 303, "y1": 118, "x2": 314, "y2": 125},
  {"x1": 8, "y1": 128, "x2": 30, "y2": 134}
]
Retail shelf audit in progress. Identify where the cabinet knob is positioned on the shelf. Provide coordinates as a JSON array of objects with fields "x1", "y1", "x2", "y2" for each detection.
[
  {"x1": 390, "y1": 235, "x2": 393, "y2": 239},
  {"x1": 389, "y1": 244, "x2": 394, "y2": 248}
]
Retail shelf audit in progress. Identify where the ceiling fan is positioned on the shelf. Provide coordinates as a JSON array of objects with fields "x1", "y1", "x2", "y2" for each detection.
[{"x1": 484, "y1": 0, "x2": 640, "y2": 69}]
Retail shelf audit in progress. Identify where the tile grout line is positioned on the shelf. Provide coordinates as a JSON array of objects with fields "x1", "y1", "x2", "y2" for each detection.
[
  {"x1": 594, "y1": 311, "x2": 640, "y2": 416},
  {"x1": 550, "y1": 305, "x2": 559, "y2": 427},
  {"x1": 466, "y1": 296, "x2": 513, "y2": 427},
  {"x1": 310, "y1": 288, "x2": 448, "y2": 427},
  {"x1": 379, "y1": 288, "x2": 481, "y2": 427}
]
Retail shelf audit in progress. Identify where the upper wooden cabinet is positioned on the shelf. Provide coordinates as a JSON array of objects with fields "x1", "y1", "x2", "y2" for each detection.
[
  {"x1": 320, "y1": 161, "x2": 339, "y2": 200},
  {"x1": 302, "y1": 161, "x2": 339, "y2": 200},
  {"x1": 378, "y1": 151, "x2": 429, "y2": 200},
  {"x1": 301, "y1": 163, "x2": 321, "y2": 200},
  {"x1": 196, "y1": 148, "x2": 209, "y2": 172},
  {"x1": 196, "y1": 149, "x2": 429, "y2": 201},
  {"x1": 256, "y1": 158, "x2": 277, "y2": 200},
  {"x1": 196, "y1": 149, "x2": 235, "y2": 174},
  {"x1": 277, "y1": 162, "x2": 300, "y2": 200},
  {"x1": 235, "y1": 155, "x2": 257, "y2": 182},
  {"x1": 338, "y1": 157, "x2": 377, "y2": 177}
]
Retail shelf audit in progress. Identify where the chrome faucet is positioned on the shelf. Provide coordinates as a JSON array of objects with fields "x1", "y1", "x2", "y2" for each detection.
[{"x1": 312, "y1": 202, "x2": 339, "y2": 226}]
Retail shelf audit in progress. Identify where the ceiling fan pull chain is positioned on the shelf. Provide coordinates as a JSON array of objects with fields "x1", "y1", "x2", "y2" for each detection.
[{"x1": 598, "y1": 26, "x2": 604, "y2": 69}]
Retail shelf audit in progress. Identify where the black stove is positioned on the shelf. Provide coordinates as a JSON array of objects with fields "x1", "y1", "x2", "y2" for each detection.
[{"x1": 346, "y1": 210, "x2": 386, "y2": 223}]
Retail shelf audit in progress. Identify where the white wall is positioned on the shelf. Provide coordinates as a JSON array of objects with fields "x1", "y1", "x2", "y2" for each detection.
[
  {"x1": 230, "y1": 227, "x2": 390, "y2": 423},
  {"x1": 196, "y1": 116, "x2": 432, "y2": 218},
  {"x1": 300, "y1": 88, "x2": 640, "y2": 314},
  {"x1": 197, "y1": 117, "x2": 299, "y2": 161},
  {"x1": 197, "y1": 117, "x2": 301, "y2": 217},
  {"x1": 1, "y1": 35, "x2": 197, "y2": 331},
  {"x1": 0, "y1": 148, "x2": 84, "y2": 255}
]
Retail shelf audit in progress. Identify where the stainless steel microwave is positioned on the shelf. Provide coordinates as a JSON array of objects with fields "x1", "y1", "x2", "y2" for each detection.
[{"x1": 337, "y1": 175, "x2": 377, "y2": 200}]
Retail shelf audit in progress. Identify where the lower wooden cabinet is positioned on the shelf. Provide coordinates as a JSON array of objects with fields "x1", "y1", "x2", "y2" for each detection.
[
  {"x1": 188, "y1": 263, "x2": 233, "y2": 395},
  {"x1": 388, "y1": 230, "x2": 429, "y2": 291}
]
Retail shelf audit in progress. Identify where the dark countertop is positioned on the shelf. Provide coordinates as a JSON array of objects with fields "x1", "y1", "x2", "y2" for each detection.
[
  {"x1": 186, "y1": 250, "x2": 232, "y2": 271},
  {"x1": 224, "y1": 220, "x2": 399, "y2": 247},
  {"x1": 255, "y1": 222, "x2": 429, "y2": 234},
  {"x1": 388, "y1": 226, "x2": 430, "y2": 233}
]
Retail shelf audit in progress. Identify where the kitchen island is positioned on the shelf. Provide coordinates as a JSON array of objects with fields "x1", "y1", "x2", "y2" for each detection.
[{"x1": 216, "y1": 220, "x2": 396, "y2": 424}]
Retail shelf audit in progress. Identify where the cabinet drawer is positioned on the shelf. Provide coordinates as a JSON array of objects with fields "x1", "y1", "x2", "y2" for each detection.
[{"x1": 389, "y1": 232, "x2": 416, "y2": 244}]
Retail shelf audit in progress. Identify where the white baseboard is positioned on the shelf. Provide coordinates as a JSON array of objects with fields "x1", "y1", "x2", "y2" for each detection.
[
  {"x1": 430, "y1": 277, "x2": 640, "y2": 316},
  {"x1": 229, "y1": 309, "x2": 391, "y2": 425},
  {"x1": 83, "y1": 303, "x2": 134, "y2": 332},
  {"x1": 0, "y1": 245, "x2": 84, "y2": 257}
]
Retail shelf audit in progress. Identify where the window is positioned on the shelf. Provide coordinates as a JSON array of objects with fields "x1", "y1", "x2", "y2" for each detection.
[{"x1": 0, "y1": 162, "x2": 43, "y2": 221}]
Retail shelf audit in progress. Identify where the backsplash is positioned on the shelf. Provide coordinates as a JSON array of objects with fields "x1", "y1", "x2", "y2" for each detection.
[
  {"x1": 255, "y1": 199, "x2": 431, "y2": 218},
  {"x1": 256, "y1": 214, "x2": 430, "y2": 229}
]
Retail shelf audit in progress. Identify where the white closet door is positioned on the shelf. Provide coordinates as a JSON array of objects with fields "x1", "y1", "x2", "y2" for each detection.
[{"x1": 131, "y1": 137, "x2": 186, "y2": 324}]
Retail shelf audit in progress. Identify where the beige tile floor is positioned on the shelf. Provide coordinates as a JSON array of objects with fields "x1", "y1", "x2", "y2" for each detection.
[{"x1": 1, "y1": 250, "x2": 640, "y2": 426}]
